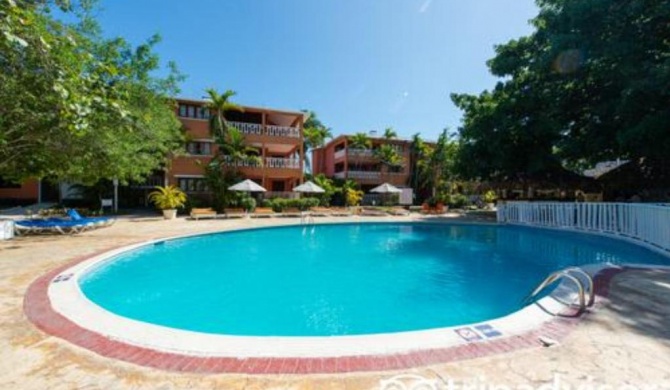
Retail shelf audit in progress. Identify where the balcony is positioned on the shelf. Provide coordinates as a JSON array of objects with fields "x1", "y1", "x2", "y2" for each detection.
[
  {"x1": 347, "y1": 149, "x2": 374, "y2": 158},
  {"x1": 229, "y1": 121, "x2": 300, "y2": 139},
  {"x1": 221, "y1": 156, "x2": 301, "y2": 170},
  {"x1": 334, "y1": 149, "x2": 346, "y2": 160},
  {"x1": 346, "y1": 171, "x2": 382, "y2": 180}
]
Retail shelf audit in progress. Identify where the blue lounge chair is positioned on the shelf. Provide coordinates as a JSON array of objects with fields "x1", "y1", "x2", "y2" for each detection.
[
  {"x1": 14, "y1": 210, "x2": 114, "y2": 235},
  {"x1": 66, "y1": 209, "x2": 114, "y2": 226}
]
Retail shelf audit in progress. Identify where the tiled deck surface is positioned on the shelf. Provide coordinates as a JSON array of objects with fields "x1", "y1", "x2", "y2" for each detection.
[{"x1": 1, "y1": 215, "x2": 669, "y2": 389}]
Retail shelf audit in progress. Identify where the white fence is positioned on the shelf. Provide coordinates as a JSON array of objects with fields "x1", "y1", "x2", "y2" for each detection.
[{"x1": 497, "y1": 202, "x2": 670, "y2": 253}]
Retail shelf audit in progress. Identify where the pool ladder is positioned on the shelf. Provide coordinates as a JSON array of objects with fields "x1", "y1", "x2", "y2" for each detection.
[
  {"x1": 300, "y1": 211, "x2": 314, "y2": 225},
  {"x1": 522, "y1": 267, "x2": 595, "y2": 313}
]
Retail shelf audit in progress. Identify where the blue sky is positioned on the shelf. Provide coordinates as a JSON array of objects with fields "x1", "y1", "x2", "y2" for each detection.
[{"x1": 94, "y1": 0, "x2": 538, "y2": 141}]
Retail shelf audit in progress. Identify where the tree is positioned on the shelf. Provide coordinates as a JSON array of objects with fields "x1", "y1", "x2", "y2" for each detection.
[
  {"x1": 383, "y1": 127, "x2": 397, "y2": 140},
  {"x1": 302, "y1": 110, "x2": 332, "y2": 173},
  {"x1": 408, "y1": 133, "x2": 432, "y2": 199},
  {"x1": 218, "y1": 127, "x2": 262, "y2": 167},
  {"x1": 374, "y1": 144, "x2": 403, "y2": 169},
  {"x1": 451, "y1": 0, "x2": 670, "y2": 180},
  {"x1": 204, "y1": 89, "x2": 243, "y2": 143},
  {"x1": 0, "y1": 0, "x2": 185, "y2": 185},
  {"x1": 312, "y1": 173, "x2": 337, "y2": 206},
  {"x1": 422, "y1": 129, "x2": 459, "y2": 197},
  {"x1": 349, "y1": 132, "x2": 372, "y2": 150}
]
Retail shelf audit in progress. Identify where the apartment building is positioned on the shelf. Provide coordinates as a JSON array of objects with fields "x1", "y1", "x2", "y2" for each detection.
[
  {"x1": 0, "y1": 98, "x2": 306, "y2": 206},
  {"x1": 312, "y1": 134, "x2": 412, "y2": 191},
  {"x1": 171, "y1": 98, "x2": 306, "y2": 197}
]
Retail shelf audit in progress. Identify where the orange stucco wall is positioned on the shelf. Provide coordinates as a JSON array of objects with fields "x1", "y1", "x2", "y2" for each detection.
[{"x1": 0, "y1": 179, "x2": 39, "y2": 200}]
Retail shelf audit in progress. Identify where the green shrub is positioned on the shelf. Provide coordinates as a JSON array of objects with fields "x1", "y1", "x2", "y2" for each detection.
[
  {"x1": 240, "y1": 197, "x2": 257, "y2": 212},
  {"x1": 448, "y1": 193, "x2": 469, "y2": 209},
  {"x1": 482, "y1": 190, "x2": 497, "y2": 204}
]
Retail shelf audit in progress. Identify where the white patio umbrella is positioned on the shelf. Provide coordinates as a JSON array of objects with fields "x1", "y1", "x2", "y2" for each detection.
[
  {"x1": 228, "y1": 179, "x2": 267, "y2": 193},
  {"x1": 370, "y1": 182, "x2": 403, "y2": 206},
  {"x1": 292, "y1": 181, "x2": 325, "y2": 194},
  {"x1": 370, "y1": 183, "x2": 402, "y2": 194}
]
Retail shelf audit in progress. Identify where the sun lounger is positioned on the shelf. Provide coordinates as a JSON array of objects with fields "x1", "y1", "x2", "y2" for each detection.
[
  {"x1": 309, "y1": 207, "x2": 332, "y2": 216},
  {"x1": 281, "y1": 208, "x2": 303, "y2": 218},
  {"x1": 15, "y1": 218, "x2": 95, "y2": 235},
  {"x1": 251, "y1": 207, "x2": 276, "y2": 218},
  {"x1": 360, "y1": 207, "x2": 388, "y2": 216},
  {"x1": 190, "y1": 208, "x2": 218, "y2": 220},
  {"x1": 223, "y1": 208, "x2": 247, "y2": 218},
  {"x1": 387, "y1": 207, "x2": 410, "y2": 216},
  {"x1": 329, "y1": 207, "x2": 353, "y2": 216},
  {"x1": 66, "y1": 209, "x2": 115, "y2": 227}
]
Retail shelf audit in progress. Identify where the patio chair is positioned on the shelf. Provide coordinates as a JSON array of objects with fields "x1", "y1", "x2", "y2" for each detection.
[
  {"x1": 330, "y1": 207, "x2": 353, "y2": 216},
  {"x1": 360, "y1": 207, "x2": 388, "y2": 217},
  {"x1": 281, "y1": 208, "x2": 303, "y2": 218},
  {"x1": 251, "y1": 207, "x2": 276, "y2": 218},
  {"x1": 14, "y1": 218, "x2": 95, "y2": 235},
  {"x1": 223, "y1": 208, "x2": 247, "y2": 218},
  {"x1": 387, "y1": 207, "x2": 410, "y2": 216},
  {"x1": 190, "y1": 208, "x2": 218, "y2": 220},
  {"x1": 309, "y1": 207, "x2": 332, "y2": 217},
  {"x1": 66, "y1": 209, "x2": 115, "y2": 226}
]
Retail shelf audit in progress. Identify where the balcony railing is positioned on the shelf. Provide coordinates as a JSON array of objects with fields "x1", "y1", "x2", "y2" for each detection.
[
  {"x1": 221, "y1": 156, "x2": 262, "y2": 168},
  {"x1": 221, "y1": 156, "x2": 301, "y2": 170},
  {"x1": 267, "y1": 125, "x2": 300, "y2": 138},
  {"x1": 347, "y1": 171, "x2": 381, "y2": 180},
  {"x1": 228, "y1": 121, "x2": 263, "y2": 136},
  {"x1": 347, "y1": 149, "x2": 374, "y2": 157},
  {"x1": 334, "y1": 149, "x2": 346, "y2": 160},
  {"x1": 228, "y1": 121, "x2": 300, "y2": 138},
  {"x1": 265, "y1": 157, "x2": 301, "y2": 169}
]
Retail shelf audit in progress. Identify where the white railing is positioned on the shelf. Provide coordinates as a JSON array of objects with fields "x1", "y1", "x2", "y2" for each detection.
[
  {"x1": 333, "y1": 172, "x2": 346, "y2": 179},
  {"x1": 348, "y1": 171, "x2": 381, "y2": 180},
  {"x1": 267, "y1": 125, "x2": 300, "y2": 138},
  {"x1": 497, "y1": 202, "x2": 670, "y2": 252},
  {"x1": 228, "y1": 122, "x2": 300, "y2": 138},
  {"x1": 228, "y1": 121, "x2": 263, "y2": 136},
  {"x1": 334, "y1": 149, "x2": 346, "y2": 160},
  {"x1": 348, "y1": 149, "x2": 374, "y2": 157},
  {"x1": 220, "y1": 156, "x2": 262, "y2": 168},
  {"x1": 265, "y1": 157, "x2": 301, "y2": 169}
]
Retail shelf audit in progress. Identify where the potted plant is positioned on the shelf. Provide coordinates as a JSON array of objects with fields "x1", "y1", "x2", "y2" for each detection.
[
  {"x1": 148, "y1": 185, "x2": 187, "y2": 220},
  {"x1": 482, "y1": 190, "x2": 498, "y2": 210}
]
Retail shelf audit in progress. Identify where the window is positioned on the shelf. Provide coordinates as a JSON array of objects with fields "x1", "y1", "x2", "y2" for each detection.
[
  {"x1": 177, "y1": 178, "x2": 208, "y2": 193},
  {"x1": 186, "y1": 142, "x2": 212, "y2": 155},
  {"x1": 178, "y1": 104, "x2": 210, "y2": 119},
  {"x1": 197, "y1": 107, "x2": 210, "y2": 119}
]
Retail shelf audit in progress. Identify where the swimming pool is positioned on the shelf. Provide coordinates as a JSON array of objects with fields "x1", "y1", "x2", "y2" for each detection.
[{"x1": 78, "y1": 223, "x2": 669, "y2": 337}]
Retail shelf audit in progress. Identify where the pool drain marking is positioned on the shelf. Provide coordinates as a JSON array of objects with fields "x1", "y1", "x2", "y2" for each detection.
[
  {"x1": 454, "y1": 324, "x2": 502, "y2": 342},
  {"x1": 474, "y1": 324, "x2": 502, "y2": 338},
  {"x1": 52, "y1": 273, "x2": 73, "y2": 283},
  {"x1": 454, "y1": 327, "x2": 482, "y2": 342}
]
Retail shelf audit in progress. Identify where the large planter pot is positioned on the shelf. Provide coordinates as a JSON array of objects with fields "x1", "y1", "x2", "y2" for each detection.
[{"x1": 162, "y1": 209, "x2": 177, "y2": 220}]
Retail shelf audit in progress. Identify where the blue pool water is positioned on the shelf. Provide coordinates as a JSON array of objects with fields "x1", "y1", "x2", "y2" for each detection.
[{"x1": 80, "y1": 223, "x2": 669, "y2": 336}]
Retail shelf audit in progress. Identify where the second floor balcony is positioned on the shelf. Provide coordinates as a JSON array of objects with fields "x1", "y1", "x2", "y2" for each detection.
[
  {"x1": 228, "y1": 121, "x2": 300, "y2": 139},
  {"x1": 221, "y1": 156, "x2": 301, "y2": 170}
]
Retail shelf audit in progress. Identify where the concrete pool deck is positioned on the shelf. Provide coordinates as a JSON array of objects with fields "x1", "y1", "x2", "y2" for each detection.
[{"x1": 1, "y1": 214, "x2": 669, "y2": 389}]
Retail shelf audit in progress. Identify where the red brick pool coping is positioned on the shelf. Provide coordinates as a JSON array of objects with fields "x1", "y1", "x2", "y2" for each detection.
[{"x1": 24, "y1": 246, "x2": 623, "y2": 374}]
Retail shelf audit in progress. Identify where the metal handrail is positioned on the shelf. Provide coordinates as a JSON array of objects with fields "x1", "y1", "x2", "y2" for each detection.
[
  {"x1": 523, "y1": 268, "x2": 594, "y2": 313},
  {"x1": 564, "y1": 267, "x2": 595, "y2": 307}
]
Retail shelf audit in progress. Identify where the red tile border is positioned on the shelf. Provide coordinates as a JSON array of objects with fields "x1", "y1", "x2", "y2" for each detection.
[{"x1": 24, "y1": 250, "x2": 628, "y2": 374}]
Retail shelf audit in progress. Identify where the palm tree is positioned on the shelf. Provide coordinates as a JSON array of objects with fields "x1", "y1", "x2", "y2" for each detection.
[
  {"x1": 349, "y1": 132, "x2": 371, "y2": 150},
  {"x1": 303, "y1": 122, "x2": 332, "y2": 173},
  {"x1": 204, "y1": 88, "x2": 243, "y2": 143},
  {"x1": 422, "y1": 129, "x2": 458, "y2": 197},
  {"x1": 383, "y1": 127, "x2": 397, "y2": 140},
  {"x1": 219, "y1": 127, "x2": 262, "y2": 167},
  {"x1": 374, "y1": 144, "x2": 403, "y2": 169}
]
